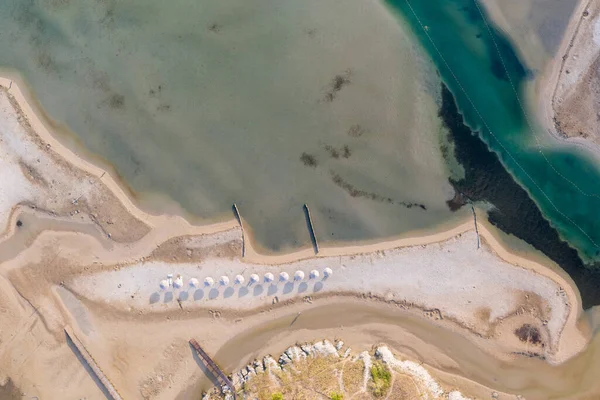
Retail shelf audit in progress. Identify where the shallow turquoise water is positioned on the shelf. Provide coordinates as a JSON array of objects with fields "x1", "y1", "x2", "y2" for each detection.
[{"x1": 388, "y1": 0, "x2": 600, "y2": 261}]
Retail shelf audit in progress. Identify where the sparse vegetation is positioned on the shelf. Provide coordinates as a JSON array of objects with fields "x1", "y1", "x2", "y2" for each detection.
[
  {"x1": 324, "y1": 70, "x2": 351, "y2": 101},
  {"x1": 239, "y1": 348, "x2": 447, "y2": 400},
  {"x1": 330, "y1": 391, "x2": 343, "y2": 400},
  {"x1": 515, "y1": 324, "x2": 542, "y2": 345},
  {"x1": 369, "y1": 362, "x2": 391, "y2": 397},
  {"x1": 347, "y1": 124, "x2": 366, "y2": 137},
  {"x1": 300, "y1": 152, "x2": 318, "y2": 167}
]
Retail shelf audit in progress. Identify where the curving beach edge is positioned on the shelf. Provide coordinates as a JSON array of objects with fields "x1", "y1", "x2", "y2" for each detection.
[{"x1": 0, "y1": 74, "x2": 596, "y2": 399}]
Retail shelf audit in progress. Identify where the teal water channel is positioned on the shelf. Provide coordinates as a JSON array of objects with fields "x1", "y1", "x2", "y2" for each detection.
[{"x1": 388, "y1": 0, "x2": 600, "y2": 262}]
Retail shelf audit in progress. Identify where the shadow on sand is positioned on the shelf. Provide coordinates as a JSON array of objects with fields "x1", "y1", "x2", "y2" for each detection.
[
  {"x1": 65, "y1": 333, "x2": 114, "y2": 400},
  {"x1": 189, "y1": 343, "x2": 222, "y2": 389}
]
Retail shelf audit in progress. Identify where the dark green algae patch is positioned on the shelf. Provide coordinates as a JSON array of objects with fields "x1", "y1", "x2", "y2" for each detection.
[
  {"x1": 387, "y1": 0, "x2": 600, "y2": 265},
  {"x1": 385, "y1": 0, "x2": 600, "y2": 307},
  {"x1": 440, "y1": 83, "x2": 600, "y2": 309}
]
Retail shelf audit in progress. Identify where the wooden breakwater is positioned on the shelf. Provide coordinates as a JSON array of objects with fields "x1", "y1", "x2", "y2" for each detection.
[
  {"x1": 303, "y1": 204, "x2": 319, "y2": 254},
  {"x1": 190, "y1": 339, "x2": 236, "y2": 399},
  {"x1": 65, "y1": 325, "x2": 123, "y2": 400},
  {"x1": 471, "y1": 205, "x2": 480, "y2": 249},
  {"x1": 232, "y1": 203, "x2": 246, "y2": 257}
]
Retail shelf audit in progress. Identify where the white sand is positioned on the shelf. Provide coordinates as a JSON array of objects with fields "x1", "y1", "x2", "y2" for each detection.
[
  {"x1": 0, "y1": 91, "x2": 89, "y2": 231},
  {"x1": 70, "y1": 231, "x2": 570, "y2": 355}
]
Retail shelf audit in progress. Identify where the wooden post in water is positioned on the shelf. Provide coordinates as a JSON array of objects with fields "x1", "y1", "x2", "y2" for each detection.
[
  {"x1": 471, "y1": 205, "x2": 480, "y2": 249},
  {"x1": 65, "y1": 325, "x2": 123, "y2": 400},
  {"x1": 303, "y1": 204, "x2": 319, "y2": 254},
  {"x1": 232, "y1": 203, "x2": 245, "y2": 257}
]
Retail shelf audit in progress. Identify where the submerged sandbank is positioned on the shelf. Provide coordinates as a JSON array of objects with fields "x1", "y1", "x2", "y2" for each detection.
[{"x1": 0, "y1": 0, "x2": 458, "y2": 251}]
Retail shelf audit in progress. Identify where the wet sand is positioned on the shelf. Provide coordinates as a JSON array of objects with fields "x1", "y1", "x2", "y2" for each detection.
[{"x1": 0, "y1": 75, "x2": 598, "y2": 399}]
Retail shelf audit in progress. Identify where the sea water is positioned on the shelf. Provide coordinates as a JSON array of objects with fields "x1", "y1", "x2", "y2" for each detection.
[
  {"x1": 3, "y1": 0, "x2": 599, "y2": 261},
  {"x1": 388, "y1": 0, "x2": 600, "y2": 262},
  {"x1": 0, "y1": 0, "x2": 458, "y2": 252}
]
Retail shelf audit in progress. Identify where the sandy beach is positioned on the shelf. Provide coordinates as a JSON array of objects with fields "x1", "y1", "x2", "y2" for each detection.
[
  {"x1": 0, "y1": 75, "x2": 598, "y2": 400},
  {"x1": 536, "y1": 0, "x2": 600, "y2": 152}
]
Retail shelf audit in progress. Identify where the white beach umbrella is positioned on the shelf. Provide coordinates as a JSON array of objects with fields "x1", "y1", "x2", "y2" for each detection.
[
  {"x1": 235, "y1": 275, "x2": 245, "y2": 285},
  {"x1": 264, "y1": 272, "x2": 274, "y2": 283},
  {"x1": 189, "y1": 278, "x2": 200, "y2": 288},
  {"x1": 220, "y1": 276, "x2": 230, "y2": 286},
  {"x1": 204, "y1": 276, "x2": 215, "y2": 287},
  {"x1": 279, "y1": 272, "x2": 289, "y2": 282},
  {"x1": 310, "y1": 269, "x2": 320, "y2": 279},
  {"x1": 159, "y1": 279, "x2": 169, "y2": 290},
  {"x1": 249, "y1": 274, "x2": 260, "y2": 284},
  {"x1": 173, "y1": 275, "x2": 184, "y2": 289},
  {"x1": 294, "y1": 270, "x2": 305, "y2": 281},
  {"x1": 324, "y1": 267, "x2": 333, "y2": 278}
]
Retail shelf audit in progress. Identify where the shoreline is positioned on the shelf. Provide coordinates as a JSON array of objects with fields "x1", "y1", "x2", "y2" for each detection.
[
  {"x1": 0, "y1": 73, "x2": 471, "y2": 258},
  {"x1": 0, "y1": 72, "x2": 587, "y2": 337},
  {"x1": 535, "y1": 0, "x2": 600, "y2": 155},
  {"x1": 0, "y1": 73, "x2": 594, "y2": 398}
]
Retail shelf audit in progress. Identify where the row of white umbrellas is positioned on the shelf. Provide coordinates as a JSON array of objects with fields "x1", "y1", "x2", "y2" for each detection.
[{"x1": 159, "y1": 268, "x2": 332, "y2": 290}]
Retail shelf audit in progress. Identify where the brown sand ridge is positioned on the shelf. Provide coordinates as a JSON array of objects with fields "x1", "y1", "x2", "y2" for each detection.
[{"x1": 0, "y1": 74, "x2": 598, "y2": 400}]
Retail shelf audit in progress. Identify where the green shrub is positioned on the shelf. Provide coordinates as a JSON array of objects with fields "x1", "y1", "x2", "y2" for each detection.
[
  {"x1": 369, "y1": 362, "x2": 391, "y2": 397},
  {"x1": 271, "y1": 392, "x2": 283, "y2": 400},
  {"x1": 330, "y1": 392, "x2": 343, "y2": 400}
]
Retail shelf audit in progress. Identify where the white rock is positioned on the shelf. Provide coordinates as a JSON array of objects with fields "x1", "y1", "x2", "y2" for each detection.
[
  {"x1": 448, "y1": 390, "x2": 473, "y2": 400},
  {"x1": 312, "y1": 340, "x2": 338, "y2": 357},
  {"x1": 263, "y1": 356, "x2": 281, "y2": 373},
  {"x1": 301, "y1": 344, "x2": 313, "y2": 356},
  {"x1": 375, "y1": 346, "x2": 443, "y2": 397}
]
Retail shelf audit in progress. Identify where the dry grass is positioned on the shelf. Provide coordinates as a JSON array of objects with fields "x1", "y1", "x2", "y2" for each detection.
[
  {"x1": 243, "y1": 356, "x2": 345, "y2": 399},
  {"x1": 388, "y1": 374, "x2": 422, "y2": 400},
  {"x1": 341, "y1": 359, "x2": 365, "y2": 396},
  {"x1": 241, "y1": 353, "x2": 433, "y2": 400},
  {"x1": 242, "y1": 371, "x2": 278, "y2": 400}
]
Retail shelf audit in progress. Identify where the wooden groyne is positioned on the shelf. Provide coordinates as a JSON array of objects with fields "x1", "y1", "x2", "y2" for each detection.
[
  {"x1": 471, "y1": 205, "x2": 480, "y2": 249},
  {"x1": 65, "y1": 325, "x2": 123, "y2": 400},
  {"x1": 303, "y1": 204, "x2": 319, "y2": 254},
  {"x1": 190, "y1": 339, "x2": 236, "y2": 399},
  {"x1": 232, "y1": 203, "x2": 245, "y2": 257}
]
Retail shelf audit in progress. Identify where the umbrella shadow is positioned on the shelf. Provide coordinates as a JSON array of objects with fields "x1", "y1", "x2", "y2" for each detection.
[
  {"x1": 65, "y1": 333, "x2": 113, "y2": 400},
  {"x1": 209, "y1": 289, "x2": 220, "y2": 299},
  {"x1": 179, "y1": 291, "x2": 189, "y2": 301},
  {"x1": 224, "y1": 287, "x2": 235, "y2": 298},
  {"x1": 267, "y1": 284, "x2": 278, "y2": 296},
  {"x1": 313, "y1": 282, "x2": 324, "y2": 292},
  {"x1": 149, "y1": 292, "x2": 160, "y2": 304},
  {"x1": 253, "y1": 285, "x2": 264, "y2": 296},
  {"x1": 283, "y1": 282, "x2": 294, "y2": 294},
  {"x1": 164, "y1": 292, "x2": 173, "y2": 303},
  {"x1": 194, "y1": 289, "x2": 205, "y2": 301},
  {"x1": 238, "y1": 287, "x2": 249, "y2": 297},
  {"x1": 298, "y1": 282, "x2": 308, "y2": 294}
]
